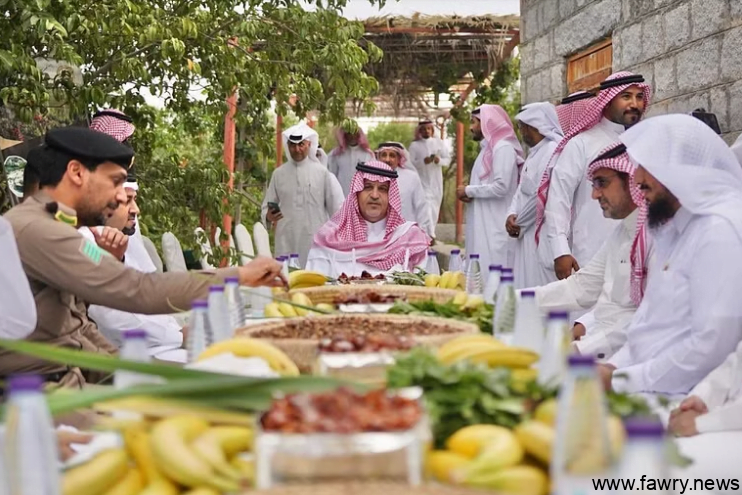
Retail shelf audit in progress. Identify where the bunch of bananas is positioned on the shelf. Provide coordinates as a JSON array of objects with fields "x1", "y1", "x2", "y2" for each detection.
[
  {"x1": 426, "y1": 424, "x2": 548, "y2": 495},
  {"x1": 197, "y1": 337, "x2": 300, "y2": 376},
  {"x1": 437, "y1": 334, "x2": 539, "y2": 370},
  {"x1": 450, "y1": 291, "x2": 485, "y2": 310},
  {"x1": 288, "y1": 270, "x2": 328, "y2": 290},
  {"x1": 264, "y1": 293, "x2": 334, "y2": 318},
  {"x1": 62, "y1": 415, "x2": 254, "y2": 495},
  {"x1": 424, "y1": 271, "x2": 465, "y2": 290}
]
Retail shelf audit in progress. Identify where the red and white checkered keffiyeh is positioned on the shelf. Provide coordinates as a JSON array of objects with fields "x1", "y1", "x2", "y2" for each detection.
[
  {"x1": 587, "y1": 144, "x2": 648, "y2": 305},
  {"x1": 89, "y1": 109, "x2": 135, "y2": 143},
  {"x1": 556, "y1": 92, "x2": 594, "y2": 134},
  {"x1": 533, "y1": 71, "x2": 653, "y2": 245},
  {"x1": 331, "y1": 126, "x2": 372, "y2": 156},
  {"x1": 312, "y1": 160, "x2": 430, "y2": 270},
  {"x1": 475, "y1": 104, "x2": 525, "y2": 180},
  {"x1": 375, "y1": 142, "x2": 410, "y2": 168}
]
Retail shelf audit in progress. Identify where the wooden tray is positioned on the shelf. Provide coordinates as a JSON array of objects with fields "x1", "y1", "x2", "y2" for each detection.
[
  {"x1": 291, "y1": 284, "x2": 459, "y2": 305},
  {"x1": 252, "y1": 481, "x2": 489, "y2": 494}
]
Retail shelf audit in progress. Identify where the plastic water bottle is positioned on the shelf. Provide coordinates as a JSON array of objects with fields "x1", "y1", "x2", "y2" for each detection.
[
  {"x1": 484, "y1": 265, "x2": 502, "y2": 305},
  {"x1": 224, "y1": 277, "x2": 246, "y2": 331},
  {"x1": 465, "y1": 254, "x2": 483, "y2": 294},
  {"x1": 115, "y1": 329, "x2": 153, "y2": 390},
  {"x1": 449, "y1": 249, "x2": 462, "y2": 272},
  {"x1": 281, "y1": 256, "x2": 290, "y2": 280},
  {"x1": 512, "y1": 290, "x2": 543, "y2": 353},
  {"x1": 552, "y1": 354, "x2": 612, "y2": 495},
  {"x1": 3, "y1": 375, "x2": 61, "y2": 495},
  {"x1": 538, "y1": 311, "x2": 572, "y2": 386},
  {"x1": 207, "y1": 285, "x2": 231, "y2": 343},
  {"x1": 493, "y1": 274, "x2": 516, "y2": 342},
  {"x1": 425, "y1": 250, "x2": 440, "y2": 275},
  {"x1": 616, "y1": 419, "x2": 669, "y2": 495},
  {"x1": 188, "y1": 300, "x2": 213, "y2": 362},
  {"x1": 289, "y1": 253, "x2": 301, "y2": 270},
  {"x1": 250, "y1": 286, "x2": 272, "y2": 318},
  {"x1": 500, "y1": 267, "x2": 513, "y2": 278}
]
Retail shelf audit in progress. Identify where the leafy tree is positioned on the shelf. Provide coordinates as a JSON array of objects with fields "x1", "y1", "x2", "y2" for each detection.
[{"x1": 366, "y1": 122, "x2": 416, "y2": 150}]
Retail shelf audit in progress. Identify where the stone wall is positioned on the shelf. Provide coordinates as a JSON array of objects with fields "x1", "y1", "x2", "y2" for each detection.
[{"x1": 520, "y1": 0, "x2": 742, "y2": 143}]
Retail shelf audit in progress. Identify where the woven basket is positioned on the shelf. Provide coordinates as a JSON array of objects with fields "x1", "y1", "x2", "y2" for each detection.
[
  {"x1": 291, "y1": 284, "x2": 458, "y2": 305},
  {"x1": 251, "y1": 481, "x2": 489, "y2": 495},
  {"x1": 235, "y1": 314, "x2": 477, "y2": 373}
]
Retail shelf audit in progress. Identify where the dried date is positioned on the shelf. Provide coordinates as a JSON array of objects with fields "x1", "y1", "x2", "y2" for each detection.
[
  {"x1": 318, "y1": 334, "x2": 415, "y2": 353},
  {"x1": 250, "y1": 316, "x2": 459, "y2": 340}
]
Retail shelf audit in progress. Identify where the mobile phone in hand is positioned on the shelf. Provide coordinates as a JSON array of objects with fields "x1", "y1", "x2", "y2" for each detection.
[{"x1": 268, "y1": 201, "x2": 280, "y2": 213}]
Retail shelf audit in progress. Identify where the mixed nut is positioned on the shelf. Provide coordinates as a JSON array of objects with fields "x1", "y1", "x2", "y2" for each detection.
[
  {"x1": 334, "y1": 292, "x2": 401, "y2": 305},
  {"x1": 250, "y1": 316, "x2": 462, "y2": 339},
  {"x1": 337, "y1": 271, "x2": 387, "y2": 284},
  {"x1": 261, "y1": 388, "x2": 422, "y2": 433},
  {"x1": 318, "y1": 334, "x2": 416, "y2": 353}
]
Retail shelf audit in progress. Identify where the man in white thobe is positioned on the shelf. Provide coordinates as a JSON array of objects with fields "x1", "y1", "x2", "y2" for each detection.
[
  {"x1": 375, "y1": 141, "x2": 435, "y2": 239},
  {"x1": 531, "y1": 143, "x2": 648, "y2": 361},
  {"x1": 599, "y1": 115, "x2": 742, "y2": 396},
  {"x1": 306, "y1": 161, "x2": 430, "y2": 278},
  {"x1": 409, "y1": 119, "x2": 451, "y2": 227},
  {"x1": 536, "y1": 72, "x2": 651, "y2": 280},
  {"x1": 731, "y1": 134, "x2": 742, "y2": 166},
  {"x1": 0, "y1": 215, "x2": 37, "y2": 339},
  {"x1": 316, "y1": 144, "x2": 329, "y2": 167},
  {"x1": 262, "y1": 123, "x2": 344, "y2": 266},
  {"x1": 506, "y1": 102, "x2": 563, "y2": 288},
  {"x1": 456, "y1": 104, "x2": 523, "y2": 272},
  {"x1": 328, "y1": 125, "x2": 375, "y2": 196}
]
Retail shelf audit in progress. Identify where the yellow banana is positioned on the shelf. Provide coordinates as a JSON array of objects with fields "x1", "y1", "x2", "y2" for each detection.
[
  {"x1": 439, "y1": 271, "x2": 453, "y2": 289},
  {"x1": 264, "y1": 302, "x2": 284, "y2": 318},
  {"x1": 290, "y1": 293, "x2": 314, "y2": 316},
  {"x1": 191, "y1": 426, "x2": 253, "y2": 480},
  {"x1": 514, "y1": 420, "x2": 554, "y2": 465},
  {"x1": 198, "y1": 338, "x2": 299, "y2": 376},
  {"x1": 438, "y1": 341, "x2": 518, "y2": 366},
  {"x1": 62, "y1": 448, "x2": 130, "y2": 495},
  {"x1": 437, "y1": 334, "x2": 504, "y2": 355},
  {"x1": 463, "y1": 294, "x2": 485, "y2": 310},
  {"x1": 452, "y1": 291, "x2": 468, "y2": 307},
  {"x1": 446, "y1": 424, "x2": 517, "y2": 459},
  {"x1": 232, "y1": 457, "x2": 255, "y2": 486},
  {"x1": 138, "y1": 479, "x2": 180, "y2": 495},
  {"x1": 182, "y1": 488, "x2": 221, "y2": 495},
  {"x1": 463, "y1": 465, "x2": 549, "y2": 495},
  {"x1": 101, "y1": 468, "x2": 144, "y2": 495},
  {"x1": 424, "y1": 274, "x2": 441, "y2": 287},
  {"x1": 468, "y1": 347, "x2": 540, "y2": 368},
  {"x1": 123, "y1": 425, "x2": 168, "y2": 484},
  {"x1": 95, "y1": 396, "x2": 254, "y2": 426},
  {"x1": 534, "y1": 399, "x2": 557, "y2": 427},
  {"x1": 510, "y1": 367, "x2": 538, "y2": 392},
  {"x1": 150, "y1": 415, "x2": 238, "y2": 492},
  {"x1": 314, "y1": 303, "x2": 336, "y2": 313},
  {"x1": 288, "y1": 270, "x2": 327, "y2": 289},
  {"x1": 425, "y1": 450, "x2": 470, "y2": 483},
  {"x1": 607, "y1": 415, "x2": 626, "y2": 460},
  {"x1": 454, "y1": 271, "x2": 466, "y2": 290},
  {"x1": 453, "y1": 431, "x2": 524, "y2": 484},
  {"x1": 277, "y1": 301, "x2": 298, "y2": 317}
]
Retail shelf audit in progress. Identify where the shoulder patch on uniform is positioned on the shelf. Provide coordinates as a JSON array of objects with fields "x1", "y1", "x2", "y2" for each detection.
[
  {"x1": 79, "y1": 238, "x2": 104, "y2": 265},
  {"x1": 54, "y1": 210, "x2": 78, "y2": 226}
]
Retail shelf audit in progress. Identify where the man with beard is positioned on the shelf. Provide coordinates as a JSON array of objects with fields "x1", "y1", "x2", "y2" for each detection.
[
  {"x1": 535, "y1": 72, "x2": 651, "y2": 280},
  {"x1": 79, "y1": 168, "x2": 187, "y2": 362},
  {"x1": 2, "y1": 126, "x2": 286, "y2": 385},
  {"x1": 328, "y1": 121, "x2": 375, "y2": 196},
  {"x1": 375, "y1": 141, "x2": 434, "y2": 239},
  {"x1": 457, "y1": 104, "x2": 523, "y2": 272},
  {"x1": 506, "y1": 102, "x2": 563, "y2": 288},
  {"x1": 409, "y1": 119, "x2": 451, "y2": 228},
  {"x1": 262, "y1": 123, "x2": 344, "y2": 265},
  {"x1": 598, "y1": 115, "x2": 742, "y2": 396},
  {"x1": 306, "y1": 161, "x2": 430, "y2": 278},
  {"x1": 531, "y1": 143, "x2": 648, "y2": 361}
]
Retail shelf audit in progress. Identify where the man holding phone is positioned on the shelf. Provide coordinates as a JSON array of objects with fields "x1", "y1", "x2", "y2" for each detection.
[
  {"x1": 261, "y1": 123, "x2": 344, "y2": 266},
  {"x1": 408, "y1": 119, "x2": 451, "y2": 231}
]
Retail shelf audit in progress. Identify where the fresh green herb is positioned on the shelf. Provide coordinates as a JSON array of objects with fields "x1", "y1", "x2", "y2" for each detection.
[
  {"x1": 389, "y1": 269, "x2": 427, "y2": 286},
  {"x1": 387, "y1": 300, "x2": 494, "y2": 334}
]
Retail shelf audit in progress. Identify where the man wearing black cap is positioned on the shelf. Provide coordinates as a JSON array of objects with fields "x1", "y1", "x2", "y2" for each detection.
[
  {"x1": 2, "y1": 126, "x2": 286, "y2": 385},
  {"x1": 408, "y1": 119, "x2": 451, "y2": 229}
]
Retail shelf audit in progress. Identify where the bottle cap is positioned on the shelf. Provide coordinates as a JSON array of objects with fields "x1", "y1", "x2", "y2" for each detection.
[
  {"x1": 624, "y1": 418, "x2": 665, "y2": 438},
  {"x1": 500, "y1": 275, "x2": 514, "y2": 283},
  {"x1": 122, "y1": 329, "x2": 147, "y2": 339},
  {"x1": 290, "y1": 253, "x2": 299, "y2": 258},
  {"x1": 489, "y1": 264, "x2": 502, "y2": 271},
  {"x1": 276, "y1": 256, "x2": 286, "y2": 262},
  {"x1": 192, "y1": 299, "x2": 208, "y2": 308},
  {"x1": 451, "y1": 249, "x2": 461, "y2": 254},
  {"x1": 469, "y1": 254, "x2": 479, "y2": 259},
  {"x1": 8, "y1": 374, "x2": 43, "y2": 393},
  {"x1": 520, "y1": 290, "x2": 536, "y2": 297},
  {"x1": 548, "y1": 311, "x2": 570, "y2": 319},
  {"x1": 209, "y1": 285, "x2": 225, "y2": 292},
  {"x1": 567, "y1": 354, "x2": 595, "y2": 366},
  {"x1": 501, "y1": 267, "x2": 513, "y2": 274},
  {"x1": 428, "y1": 250, "x2": 437, "y2": 256},
  {"x1": 224, "y1": 276, "x2": 239, "y2": 284}
]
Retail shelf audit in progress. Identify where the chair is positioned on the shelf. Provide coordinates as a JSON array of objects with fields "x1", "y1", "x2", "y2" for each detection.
[
  {"x1": 253, "y1": 222, "x2": 272, "y2": 258},
  {"x1": 234, "y1": 224, "x2": 255, "y2": 265},
  {"x1": 141, "y1": 235, "x2": 164, "y2": 273},
  {"x1": 194, "y1": 227, "x2": 215, "y2": 269},
  {"x1": 214, "y1": 227, "x2": 239, "y2": 267},
  {"x1": 161, "y1": 232, "x2": 188, "y2": 272}
]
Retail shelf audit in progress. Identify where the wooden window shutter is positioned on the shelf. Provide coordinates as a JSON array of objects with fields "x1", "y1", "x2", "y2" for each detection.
[{"x1": 567, "y1": 38, "x2": 613, "y2": 94}]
